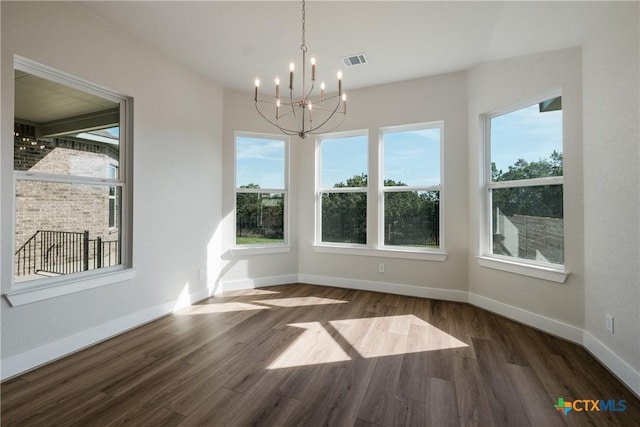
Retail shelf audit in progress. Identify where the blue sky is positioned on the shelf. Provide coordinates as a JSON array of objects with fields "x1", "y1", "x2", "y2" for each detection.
[
  {"x1": 236, "y1": 136, "x2": 285, "y2": 189},
  {"x1": 491, "y1": 103, "x2": 562, "y2": 172},
  {"x1": 237, "y1": 102, "x2": 561, "y2": 189}
]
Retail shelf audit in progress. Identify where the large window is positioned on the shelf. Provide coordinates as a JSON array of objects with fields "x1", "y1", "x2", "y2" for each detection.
[
  {"x1": 235, "y1": 133, "x2": 288, "y2": 246},
  {"x1": 381, "y1": 123, "x2": 442, "y2": 250},
  {"x1": 485, "y1": 95, "x2": 564, "y2": 266},
  {"x1": 13, "y1": 59, "x2": 131, "y2": 287},
  {"x1": 317, "y1": 132, "x2": 368, "y2": 244}
]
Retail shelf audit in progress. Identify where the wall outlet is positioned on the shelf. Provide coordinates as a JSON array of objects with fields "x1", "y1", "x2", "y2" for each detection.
[
  {"x1": 379, "y1": 263, "x2": 385, "y2": 273},
  {"x1": 198, "y1": 268, "x2": 205, "y2": 281},
  {"x1": 606, "y1": 314, "x2": 614, "y2": 333}
]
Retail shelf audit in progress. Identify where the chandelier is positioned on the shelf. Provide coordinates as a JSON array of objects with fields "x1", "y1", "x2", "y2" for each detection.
[{"x1": 254, "y1": 0, "x2": 347, "y2": 139}]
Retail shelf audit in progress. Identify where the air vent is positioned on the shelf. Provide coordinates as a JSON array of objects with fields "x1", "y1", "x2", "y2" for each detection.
[{"x1": 341, "y1": 53, "x2": 368, "y2": 67}]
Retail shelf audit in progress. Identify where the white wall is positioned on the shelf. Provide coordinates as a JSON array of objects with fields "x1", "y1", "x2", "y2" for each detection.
[
  {"x1": 220, "y1": 89, "x2": 299, "y2": 288},
  {"x1": 466, "y1": 48, "x2": 585, "y2": 329},
  {"x1": 583, "y1": 2, "x2": 640, "y2": 380},
  {"x1": 297, "y1": 73, "x2": 469, "y2": 296},
  {"x1": 1, "y1": 2, "x2": 223, "y2": 372}
]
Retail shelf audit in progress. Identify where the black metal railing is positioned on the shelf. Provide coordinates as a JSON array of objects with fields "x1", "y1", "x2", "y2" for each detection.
[{"x1": 15, "y1": 230, "x2": 120, "y2": 277}]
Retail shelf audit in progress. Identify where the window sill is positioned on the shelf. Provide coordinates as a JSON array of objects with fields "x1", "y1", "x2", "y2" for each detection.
[
  {"x1": 230, "y1": 245, "x2": 292, "y2": 257},
  {"x1": 4, "y1": 268, "x2": 137, "y2": 307},
  {"x1": 313, "y1": 244, "x2": 447, "y2": 261},
  {"x1": 476, "y1": 255, "x2": 569, "y2": 283}
]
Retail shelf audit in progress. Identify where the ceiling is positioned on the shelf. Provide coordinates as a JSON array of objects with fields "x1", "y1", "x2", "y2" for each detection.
[
  {"x1": 81, "y1": 1, "x2": 611, "y2": 92},
  {"x1": 15, "y1": 70, "x2": 118, "y2": 123}
]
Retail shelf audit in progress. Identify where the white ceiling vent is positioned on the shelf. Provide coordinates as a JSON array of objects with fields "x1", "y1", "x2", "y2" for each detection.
[{"x1": 341, "y1": 53, "x2": 368, "y2": 68}]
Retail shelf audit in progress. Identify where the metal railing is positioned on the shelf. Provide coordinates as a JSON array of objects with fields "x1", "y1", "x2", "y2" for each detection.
[{"x1": 15, "y1": 230, "x2": 120, "y2": 277}]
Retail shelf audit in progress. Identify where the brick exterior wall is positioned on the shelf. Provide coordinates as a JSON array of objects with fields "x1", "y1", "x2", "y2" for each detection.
[{"x1": 14, "y1": 133, "x2": 120, "y2": 276}]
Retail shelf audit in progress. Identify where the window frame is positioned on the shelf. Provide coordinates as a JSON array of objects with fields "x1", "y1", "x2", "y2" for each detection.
[
  {"x1": 478, "y1": 91, "x2": 569, "y2": 282},
  {"x1": 378, "y1": 121, "x2": 445, "y2": 253},
  {"x1": 5, "y1": 56, "x2": 135, "y2": 306},
  {"x1": 232, "y1": 131, "x2": 289, "y2": 254},
  {"x1": 315, "y1": 129, "x2": 369, "y2": 248}
]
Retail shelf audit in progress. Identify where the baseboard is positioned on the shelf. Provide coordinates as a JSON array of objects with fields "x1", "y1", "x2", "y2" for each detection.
[
  {"x1": 298, "y1": 274, "x2": 469, "y2": 302},
  {"x1": 220, "y1": 274, "x2": 298, "y2": 293},
  {"x1": 1, "y1": 285, "x2": 210, "y2": 381},
  {"x1": 583, "y1": 331, "x2": 640, "y2": 398},
  {"x1": 468, "y1": 292, "x2": 584, "y2": 344}
]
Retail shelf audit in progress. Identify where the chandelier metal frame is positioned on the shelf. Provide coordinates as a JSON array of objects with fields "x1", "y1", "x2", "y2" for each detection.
[{"x1": 254, "y1": 0, "x2": 346, "y2": 139}]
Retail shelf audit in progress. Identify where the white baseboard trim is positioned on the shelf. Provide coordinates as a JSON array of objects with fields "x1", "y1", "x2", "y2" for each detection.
[
  {"x1": 298, "y1": 274, "x2": 469, "y2": 302},
  {"x1": 583, "y1": 331, "x2": 640, "y2": 398},
  {"x1": 1, "y1": 285, "x2": 210, "y2": 381},
  {"x1": 468, "y1": 292, "x2": 584, "y2": 344},
  {"x1": 220, "y1": 274, "x2": 298, "y2": 293}
]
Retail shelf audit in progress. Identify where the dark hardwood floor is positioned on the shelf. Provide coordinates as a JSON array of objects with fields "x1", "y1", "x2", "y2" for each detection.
[{"x1": 2, "y1": 283, "x2": 639, "y2": 426}]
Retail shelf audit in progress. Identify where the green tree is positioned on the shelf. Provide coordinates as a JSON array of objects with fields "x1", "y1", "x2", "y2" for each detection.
[
  {"x1": 491, "y1": 151, "x2": 563, "y2": 218},
  {"x1": 383, "y1": 179, "x2": 439, "y2": 246},
  {"x1": 322, "y1": 174, "x2": 367, "y2": 243},
  {"x1": 236, "y1": 184, "x2": 284, "y2": 239}
]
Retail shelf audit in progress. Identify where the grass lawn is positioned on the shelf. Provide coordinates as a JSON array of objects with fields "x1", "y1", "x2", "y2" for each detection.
[{"x1": 236, "y1": 236, "x2": 284, "y2": 245}]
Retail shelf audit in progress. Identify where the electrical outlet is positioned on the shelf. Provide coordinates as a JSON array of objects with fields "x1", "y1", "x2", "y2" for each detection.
[
  {"x1": 379, "y1": 263, "x2": 385, "y2": 273},
  {"x1": 606, "y1": 314, "x2": 614, "y2": 333},
  {"x1": 198, "y1": 268, "x2": 205, "y2": 281}
]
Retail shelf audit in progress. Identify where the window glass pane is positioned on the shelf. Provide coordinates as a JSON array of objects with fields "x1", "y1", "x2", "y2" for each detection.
[
  {"x1": 321, "y1": 192, "x2": 367, "y2": 244},
  {"x1": 236, "y1": 192, "x2": 284, "y2": 245},
  {"x1": 236, "y1": 137, "x2": 285, "y2": 189},
  {"x1": 321, "y1": 135, "x2": 368, "y2": 188},
  {"x1": 492, "y1": 185, "x2": 563, "y2": 264},
  {"x1": 15, "y1": 180, "x2": 121, "y2": 283},
  {"x1": 14, "y1": 70, "x2": 120, "y2": 179},
  {"x1": 490, "y1": 97, "x2": 562, "y2": 182},
  {"x1": 384, "y1": 191, "x2": 439, "y2": 248},
  {"x1": 383, "y1": 128, "x2": 440, "y2": 186}
]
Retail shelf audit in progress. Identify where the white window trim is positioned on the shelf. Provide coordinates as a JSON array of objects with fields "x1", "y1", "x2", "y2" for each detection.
[
  {"x1": 378, "y1": 121, "x2": 446, "y2": 254},
  {"x1": 5, "y1": 268, "x2": 137, "y2": 307},
  {"x1": 315, "y1": 129, "x2": 369, "y2": 248},
  {"x1": 313, "y1": 244, "x2": 447, "y2": 261},
  {"x1": 233, "y1": 131, "x2": 289, "y2": 252},
  {"x1": 479, "y1": 90, "x2": 568, "y2": 281},
  {"x1": 5, "y1": 56, "x2": 134, "y2": 303}
]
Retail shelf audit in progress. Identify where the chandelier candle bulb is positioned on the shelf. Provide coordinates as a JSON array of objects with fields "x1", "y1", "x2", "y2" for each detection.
[
  {"x1": 254, "y1": 78, "x2": 260, "y2": 101},
  {"x1": 342, "y1": 92, "x2": 347, "y2": 114},
  {"x1": 337, "y1": 71, "x2": 343, "y2": 96},
  {"x1": 289, "y1": 62, "x2": 295, "y2": 89},
  {"x1": 320, "y1": 81, "x2": 325, "y2": 102},
  {"x1": 311, "y1": 57, "x2": 316, "y2": 81},
  {"x1": 308, "y1": 102, "x2": 313, "y2": 122},
  {"x1": 275, "y1": 77, "x2": 280, "y2": 99}
]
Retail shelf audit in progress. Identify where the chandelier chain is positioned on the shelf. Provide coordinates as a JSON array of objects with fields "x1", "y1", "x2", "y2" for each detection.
[{"x1": 301, "y1": 0, "x2": 306, "y2": 49}]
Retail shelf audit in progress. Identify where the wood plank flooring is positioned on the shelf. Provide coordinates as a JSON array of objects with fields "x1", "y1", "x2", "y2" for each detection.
[{"x1": 2, "y1": 283, "x2": 639, "y2": 426}]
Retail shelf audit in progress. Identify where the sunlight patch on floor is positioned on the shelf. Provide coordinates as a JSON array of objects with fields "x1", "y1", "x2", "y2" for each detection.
[
  {"x1": 266, "y1": 315, "x2": 467, "y2": 369},
  {"x1": 267, "y1": 322, "x2": 352, "y2": 369},
  {"x1": 174, "y1": 302, "x2": 269, "y2": 315},
  {"x1": 255, "y1": 296, "x2": 349, "y2": 307}
]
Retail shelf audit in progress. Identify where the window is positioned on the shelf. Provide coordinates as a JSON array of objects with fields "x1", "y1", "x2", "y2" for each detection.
[
  {"x1": 484, "y1": 95, "x2": 564, "y2": 266},
  {"x1": 380, "y1": 123, "x2": 442, "y2": 250},
  {"x1": 235, "y1": 133, "x2": 288, "y2": 246},
  {"x1": 317, "y1": 131, "x2": 368, "y2": 245},
  {"x1": 12, "y1": 58, "x2": 132, "y2": 288}
]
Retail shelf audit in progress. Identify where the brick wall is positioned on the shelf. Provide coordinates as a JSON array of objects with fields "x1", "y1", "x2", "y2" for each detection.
[{"x1": 14, "y1": 135, "x2": 120, "y2": 261}]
